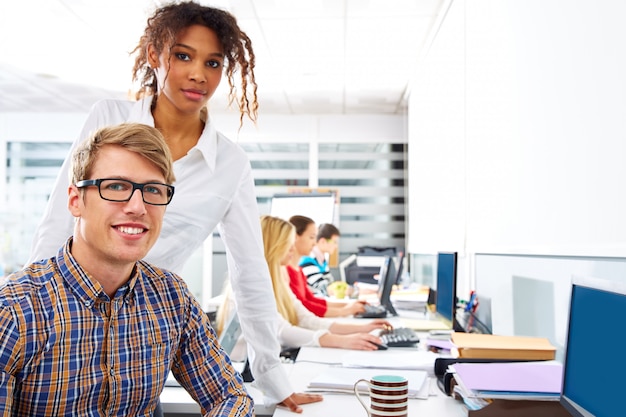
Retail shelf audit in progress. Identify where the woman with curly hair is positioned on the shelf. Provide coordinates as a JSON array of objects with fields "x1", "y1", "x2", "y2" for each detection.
[{"x1": 28, "y1": 1, "x2": 318, "y2": 413}]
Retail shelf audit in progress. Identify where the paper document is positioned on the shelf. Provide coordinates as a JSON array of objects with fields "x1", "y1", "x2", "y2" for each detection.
[
  {"x1": 307, "y1": 367, "x2": 429, "y2": 398},
  {"x1": 399, "y1": 317, "x2": 450, "y2": 331},
  {"x1": 341, "y1": 350, "x2": 440, "y2": 375}
]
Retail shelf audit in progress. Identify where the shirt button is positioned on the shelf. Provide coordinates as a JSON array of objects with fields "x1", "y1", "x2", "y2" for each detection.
[{"x1": 110, "y1": 368, "x2": 115, "y2": 376}]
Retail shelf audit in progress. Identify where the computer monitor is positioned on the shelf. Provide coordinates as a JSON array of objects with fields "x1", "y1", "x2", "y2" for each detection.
[
  {"x1": 377, "y1": 256, "x2": 398, "y2": 316},
  {"x1": 393, "y1": 253, "x2": 405, "y2": 285},
  {"x1": 218, "y1": 313, "x2": 243, "y2": 356},
  {"x1": 435, "y1": 252, "x2": 458, "y2": 327},
  {"x1": 339, "y1": 254, "x2": 357, "y2": 282},
  {"x1": 560, "y1": 276, "x2": 625, "y2": 417}
]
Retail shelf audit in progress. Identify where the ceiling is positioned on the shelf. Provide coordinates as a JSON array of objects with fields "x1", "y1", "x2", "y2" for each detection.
[{"x1": 0, "y1": 0, "x2": 447, "y2": 115}]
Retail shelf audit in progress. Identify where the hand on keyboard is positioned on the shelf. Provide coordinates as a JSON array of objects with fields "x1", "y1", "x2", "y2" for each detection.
[{"x1": 379, "y1": 327, "x2": 420, "y2": 348}]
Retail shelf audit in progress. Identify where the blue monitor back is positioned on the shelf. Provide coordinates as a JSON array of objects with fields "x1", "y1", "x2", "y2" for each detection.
[
  {"x1": 435, "y1": 252, "x2": 457, "y2": 326},
  {"x1": 560, "y1": 276, "x2": 626, "y2": 417}
]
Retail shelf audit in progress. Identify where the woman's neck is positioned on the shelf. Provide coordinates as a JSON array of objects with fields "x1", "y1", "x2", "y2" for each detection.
[{"x1": 152, "y1": 100, "x2": 205, "y2": 161}]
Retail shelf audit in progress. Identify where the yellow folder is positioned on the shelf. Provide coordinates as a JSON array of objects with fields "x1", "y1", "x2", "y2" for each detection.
[{"x1": 451, "y1": 332, "x2": 556, "y2": 360}]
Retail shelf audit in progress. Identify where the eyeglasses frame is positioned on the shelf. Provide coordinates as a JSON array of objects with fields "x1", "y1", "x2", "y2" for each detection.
[{"x1": 75, "y1": 178, "x2": 175, "y2": 206}]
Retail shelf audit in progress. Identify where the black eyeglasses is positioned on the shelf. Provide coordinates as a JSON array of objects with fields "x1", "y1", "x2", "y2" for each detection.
[{"x1": 75, "y1": 178, "x2": 175, "y2": 206}]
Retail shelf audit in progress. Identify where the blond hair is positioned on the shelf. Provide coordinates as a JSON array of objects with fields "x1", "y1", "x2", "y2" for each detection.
[
  {"x1": 259, "y1": 215, "x2": 298, "y2": 325},
  {"x1": 70, "y1": 123, "x2": 175, "y2": 185},
  {"x1": 216, "y1": 215, "x2": 298, "y2": 336}
]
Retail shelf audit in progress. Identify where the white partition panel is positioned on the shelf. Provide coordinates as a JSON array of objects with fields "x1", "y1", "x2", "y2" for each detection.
[{"x1": 408, "y1": 0, "x2": 626, "y2": 258}]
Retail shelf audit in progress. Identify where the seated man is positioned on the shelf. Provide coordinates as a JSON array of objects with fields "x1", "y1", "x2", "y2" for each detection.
[
  {"x1": 0, "y1": 123, "x2": 252, "y2": 416},
  {"x1": 299, "y1": 223, "x2": 341, "y2": 296}
]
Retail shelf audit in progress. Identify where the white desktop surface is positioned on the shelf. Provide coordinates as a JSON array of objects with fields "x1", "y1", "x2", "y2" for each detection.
[
  {"x1": 160, "y1": 383, "x2": 275, "y2": 416},
  {"x1": 160, "y1": 310, "x2": 466, "y2": 416},
  {"x1": 274, "y1": 349, "x2": 465, "y2": 417},
  {"x1": 160, "y1": 362, "x2": 281, "y2": 416}
]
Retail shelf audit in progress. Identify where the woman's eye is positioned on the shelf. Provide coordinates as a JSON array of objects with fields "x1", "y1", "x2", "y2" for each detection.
[
  {"x1": 175, "y1": 53, "x2": 191, "y2": 61},
  {"x1": 207, "y1": 60, "x2": 222, "y2": 69}
]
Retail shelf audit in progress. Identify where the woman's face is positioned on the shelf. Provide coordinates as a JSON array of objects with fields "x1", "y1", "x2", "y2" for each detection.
[
  {"x1": 279, "y1": 243, "x2": 296, "y2": 266},
  {"x1": 149, "y1": 24, "x2": 224, "y2": 116},
  {"x1": 294, "y1": 222, "x2": 317, "y2": 257}
]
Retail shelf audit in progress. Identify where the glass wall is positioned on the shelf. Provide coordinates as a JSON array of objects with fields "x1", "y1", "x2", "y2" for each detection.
[{"x1": 2, "y1": 141, "x2": 71, "y2": 276}]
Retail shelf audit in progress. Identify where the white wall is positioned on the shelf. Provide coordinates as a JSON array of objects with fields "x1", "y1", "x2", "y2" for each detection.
[
  {"x1": 408, "y1": 0, "x2": 626, "y2": 340},
  {"x1": 409, "y1": 0, "x2": 626, "y2": 258}
]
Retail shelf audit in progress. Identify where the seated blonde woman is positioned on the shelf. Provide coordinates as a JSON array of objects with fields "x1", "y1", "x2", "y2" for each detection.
[{"x1": 217, "y1": 215, "x2": 391, "y2": 351}]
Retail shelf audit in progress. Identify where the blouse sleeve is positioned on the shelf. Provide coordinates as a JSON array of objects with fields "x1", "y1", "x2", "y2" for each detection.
[
  {"x1": 276, "y1": 291, "x2": 332, "y2": 349},
  {"x1": 216, "y1": 160, "x2": 293, "y2": 403},
  {"x1": 286, "y1": 266, "x2": 327, "y2": 317}
]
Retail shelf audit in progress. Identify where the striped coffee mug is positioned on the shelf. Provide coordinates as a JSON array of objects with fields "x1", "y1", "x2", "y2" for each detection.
[{"x1": 354, "y1": 375, "x2": 408, "y2": 417}]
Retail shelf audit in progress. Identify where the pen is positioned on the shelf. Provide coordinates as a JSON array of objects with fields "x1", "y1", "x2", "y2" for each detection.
[{"x1": 465, "y1": 291, "x2": 476, "y2": 312}]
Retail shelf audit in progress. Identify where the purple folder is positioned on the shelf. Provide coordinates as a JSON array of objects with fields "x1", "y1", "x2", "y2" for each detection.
[{"x1": 454, "y1": 361, "x2": 563, "y2": 394}]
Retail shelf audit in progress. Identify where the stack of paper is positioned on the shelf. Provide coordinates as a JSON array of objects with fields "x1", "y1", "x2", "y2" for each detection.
[
  {"x1": 307, "y1": 367, "x2": 430, "y2": 399},
  {"x1": 452, "y1": 361, "x2": 563, "y2": 401},
  {"x1": 399, "y1": 317, "x2": 450, "y2": 331},
  {"x1": 390, "y1": 288, "x2": 429, "y2": 311},
  {"x1": 451, "y1": 333, "x2": 556, "y2": 360},
  {"x1": 341, "y1": 350, "x2": 440, "y2": 374}
]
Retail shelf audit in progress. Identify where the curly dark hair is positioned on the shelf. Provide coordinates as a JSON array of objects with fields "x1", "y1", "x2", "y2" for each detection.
[{"x1": 131, "y1": 1, "x2": 258, "y2": 125}]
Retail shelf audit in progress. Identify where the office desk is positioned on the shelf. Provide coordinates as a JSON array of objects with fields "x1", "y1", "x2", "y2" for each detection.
[
  {"x1": 160, "y1": 310, "x2": 466, "y2": 416},
  {"x1": 160, "y1": 363, "x2": 280, "y2": 417},
  {"x1": 273, "y1": 349, "x2": 465, "y2": 417},
  {"x1": 276, "y1": 308, "x2": 466, "y2": 416},
  {"x1": 160, "y1": 383, "x2": 276, "y2": 417}
]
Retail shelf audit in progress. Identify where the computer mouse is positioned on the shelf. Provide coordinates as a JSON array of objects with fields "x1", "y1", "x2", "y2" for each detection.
[{"x1": 373, "y1": 342, "x2": 388, "y2": 350}]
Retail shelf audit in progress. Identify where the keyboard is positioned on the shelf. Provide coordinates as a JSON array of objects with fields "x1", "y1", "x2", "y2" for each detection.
[
  {"x1": 355, "y1": 304, "x2": 388, "y2": 319},
  {"x1": 380, "y1": 327, "x2": 420, "y2": 347}
]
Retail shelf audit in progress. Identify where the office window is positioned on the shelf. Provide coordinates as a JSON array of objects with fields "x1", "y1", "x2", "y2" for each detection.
[
  {"x1": 222, "y1": 142, "x2": 407, "y2": 255},
  {"x1": 318, "y1": 143, "x2": 406, "y2": 254},
  {"x1": 244, "y1": 142, "x2": 310, "y2": 192},
  {"x1": 2, "y1": 141, "x2": 72, "y2": 275}
]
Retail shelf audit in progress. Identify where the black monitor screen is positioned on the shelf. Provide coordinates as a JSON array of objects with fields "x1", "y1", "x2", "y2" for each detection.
[
  {"x1": 560, "y1": 276, "x2": 625, "y2": 417},
  {"x1": 377, "y1": 256, "x2": 398, "y2": 316},
  {"x1": 435, "y1": 252, "x2": 457, "y2": 324},
  {"x1": 393, "y1": 253, "x2": 405, "y2": 285}
]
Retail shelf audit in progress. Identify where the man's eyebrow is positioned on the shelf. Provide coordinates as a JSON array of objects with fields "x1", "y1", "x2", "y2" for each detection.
[
  {"x1": 173, "y1": 43, "x2": 224, "y2": 58},
  {"x1": 102, "y1": 176, "x2": 168, "y2": 184}
]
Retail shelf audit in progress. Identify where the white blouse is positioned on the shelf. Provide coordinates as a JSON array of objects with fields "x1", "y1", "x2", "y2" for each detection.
[{"x1": 277, "y1": 289, "x2": 333, "y2": 348}]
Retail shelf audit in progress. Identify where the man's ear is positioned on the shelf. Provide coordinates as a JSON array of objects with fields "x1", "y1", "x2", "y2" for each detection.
[{"x1": 68, "y1": 184, "x2": 82, "y2": 217}]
